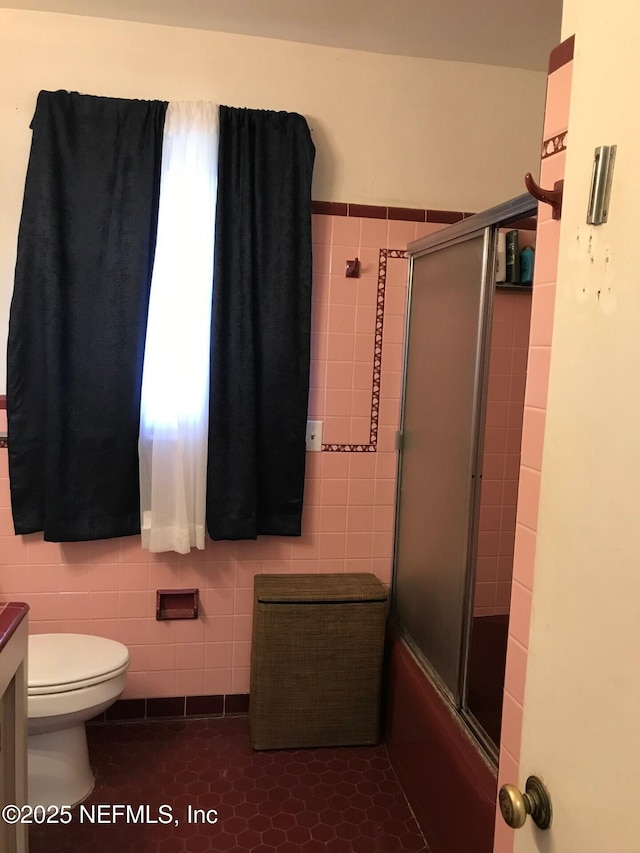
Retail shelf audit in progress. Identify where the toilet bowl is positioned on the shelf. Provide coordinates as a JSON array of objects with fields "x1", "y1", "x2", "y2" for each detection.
[{"x1": 27, "y1": 633, "x2": 130, "y2": 807}]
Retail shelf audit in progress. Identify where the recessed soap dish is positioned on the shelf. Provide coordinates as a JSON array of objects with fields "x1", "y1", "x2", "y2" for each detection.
[{"x1": 156, "y1": 589, "x2": 199, "y2": 621}]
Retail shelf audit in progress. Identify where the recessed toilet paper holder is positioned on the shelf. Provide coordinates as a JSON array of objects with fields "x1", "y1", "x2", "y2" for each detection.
[{"x1": 156, "y1": 589, "x2": 199, "y2": 620}]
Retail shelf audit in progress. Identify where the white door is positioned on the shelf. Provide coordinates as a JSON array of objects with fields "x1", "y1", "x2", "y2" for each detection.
[{"x1": 510, "y1": 2, "x2": 640, "y2": 851}]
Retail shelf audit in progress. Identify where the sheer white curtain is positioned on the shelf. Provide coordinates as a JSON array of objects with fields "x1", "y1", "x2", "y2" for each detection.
[{"x1": 139, "y1": 101, "x2": 218, "y2": 553}]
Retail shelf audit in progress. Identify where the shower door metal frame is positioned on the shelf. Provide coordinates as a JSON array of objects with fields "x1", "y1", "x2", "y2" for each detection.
[{"x1": 391, "y1": 193, "x2": 537, "y2": 762}]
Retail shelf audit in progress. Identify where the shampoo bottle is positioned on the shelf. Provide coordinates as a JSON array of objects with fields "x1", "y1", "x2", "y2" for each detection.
[
  {"x1": 495, "y1": 232, "x2": 506, "y2": 283},
  {"x1": 520, "y1": 246, "x2": 535, "y2": 285},
  {"x1": 505, "y1": 230, "x2": 520, "y2": 283}
]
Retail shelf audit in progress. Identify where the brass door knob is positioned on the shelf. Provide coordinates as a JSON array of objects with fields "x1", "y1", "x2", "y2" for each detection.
[{"x1": 499, "y1": 775, "x2": 552, "y2": 830}]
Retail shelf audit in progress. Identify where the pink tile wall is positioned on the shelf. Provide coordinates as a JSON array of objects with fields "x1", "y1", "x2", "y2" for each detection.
[
  {"x1": 493, "y1": 47, "x2": 573, "y2": 853},
  {"x1": 0, "y1": 211, "x2": 425, "y2": 701},
  {"x1": 475, "y1": 287, "x2": 532, "y2": 617}
]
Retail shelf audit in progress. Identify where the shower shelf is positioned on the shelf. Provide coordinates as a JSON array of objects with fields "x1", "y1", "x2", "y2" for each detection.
[{"x1": 495, "y1": 283, "x2": 532, "y2": 292}]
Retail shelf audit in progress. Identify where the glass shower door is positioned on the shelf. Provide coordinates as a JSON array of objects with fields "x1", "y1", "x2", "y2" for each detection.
[{"x1": 392, "y1": 231, "x2": 490, "y2": 703}]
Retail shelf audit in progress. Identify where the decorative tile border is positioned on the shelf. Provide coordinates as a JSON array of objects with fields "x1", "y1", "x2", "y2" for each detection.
[
  {"x1": 0, "y1": 242, "x2": 409, "y2": 459},
  {"x1": 0, "y1": 216, "x2": 422, "y2": 459},
  {"x1": 312, "y1": 201, "x2": 469, "y2": 223},
  {"x1": 541, "y1": 130, "x2": 567, "y2": 160},
  {"x1": 90, "y1": 692, "x2": 250, "y2": 724},
  {"x1": 0, "y1": 206, "x2": 461, "y2": 457},
  {"x1": 322, "y1": 248, "x2": 408, "y2": 452}
]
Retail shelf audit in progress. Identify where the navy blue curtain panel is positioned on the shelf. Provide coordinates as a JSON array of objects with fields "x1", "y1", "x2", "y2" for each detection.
[
  {"x1": 207, "y1": 107, "x2": 315, "y2": 540},
  {"x1": 7, "y1": 90, "x2": 167, "y2": 541}
]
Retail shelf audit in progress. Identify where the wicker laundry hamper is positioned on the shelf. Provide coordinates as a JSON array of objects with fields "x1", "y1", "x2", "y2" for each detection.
[{"x1": 249, "y1": 573, "x2": 388, "y2": 750}]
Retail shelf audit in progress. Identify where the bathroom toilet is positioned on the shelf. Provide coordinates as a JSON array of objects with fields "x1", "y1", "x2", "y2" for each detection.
[{"x1": 27, "y1": 633, "x2": 130, "y2": 807}]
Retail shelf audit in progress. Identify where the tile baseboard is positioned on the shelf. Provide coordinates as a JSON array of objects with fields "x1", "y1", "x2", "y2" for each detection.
[{"x1": 89, "y1": 693, "x2": 250, "y2": 724}]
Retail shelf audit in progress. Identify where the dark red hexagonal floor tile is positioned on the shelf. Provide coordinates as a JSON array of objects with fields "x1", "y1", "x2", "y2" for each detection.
[
  {"x1": 300, "y1": 841, "x2": 326, "y2": 852},
  {"x1": 334, "y1": 820, "x2": 361, "y2": 841},
  {"x1": 219, "y1": 814, "x2": 248, "y2": 836},
  {"x1": 236, "y1": 828, "x2": 263, "y2": 848},
  {"x1": 29, "y1": 717, "x2": 429, "y2": 852},
  {"x1": 318, "y1": 807, "x2": 347, "y2": 828},
  {"x1": 234, "y1": 800, "x2": 261, "y2": 820},
  {"x1": 287, "y1": 824, "x2": 312, "y2": 844},
  {"x1": 295, "y1": 810, "x2": 321, "y2": 830},
  {"x1": 262, "y1": 827, "x2": 288, "y2": 846},
  {"x1": 280, "y1": 797, "x2": 306, "y2": 816},
  {"x1": 310, "y1": 822, "x2": 337, "y2": 843},
  {"x1": 270, "y1": 812, "x2": 297, "y2": 831},
  {"x1": 247, "y1": 813, "x2": 272, "y2": 833}
]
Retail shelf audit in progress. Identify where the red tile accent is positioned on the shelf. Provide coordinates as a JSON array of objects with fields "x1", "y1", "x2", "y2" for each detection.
[
  {"x1": 104, "y1": 698, "x2": 146, "y2": 722},
  {"x1": 312, "y1": 201, "x2": 465, "y2": 224},
  {"x1": 426, "y1": 209, "x2": 465, "y2": 224},
  {"x1": 311, "y1": 201, "x2": 348, "y2": 216},
  {"x1": 225, "y1": 693, "x2": 250, "y2": 714},
  {"x1": 322, "y1": 249, "x2": 407, "y2": 453},
  {"x1": 29, "y1": 717, "x2": 428, "y2": 852},
  {"x1": 387, "y1": 207, "x2": 425, "y2": 222},
  {"x1": 348, "y1": 203, "x2": 388, "y2": 219},
  {"x1": 186, "y1": 695, "x2": 224, "y2": 716},
  {"x1": 548, "y1": 34, "x2": 575, "y2": 74},
  {"x1": 146, "y1": 696, "x2": 186, "y2": 718}
]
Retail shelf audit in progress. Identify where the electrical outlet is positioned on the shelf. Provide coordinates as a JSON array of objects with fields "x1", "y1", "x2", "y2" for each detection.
[{"x1": 305, "y1": 420, "x2": 323, "y2": 452}]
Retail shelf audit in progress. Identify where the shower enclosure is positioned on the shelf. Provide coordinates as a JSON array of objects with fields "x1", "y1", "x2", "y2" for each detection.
[{"x1": 392, "y1": 193, "x2": 536, "y2": 760}]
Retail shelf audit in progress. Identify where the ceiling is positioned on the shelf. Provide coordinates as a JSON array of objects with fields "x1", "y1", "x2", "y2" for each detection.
[{"x1": 1, "y1": 0, "x2": 563, "y2": 71}]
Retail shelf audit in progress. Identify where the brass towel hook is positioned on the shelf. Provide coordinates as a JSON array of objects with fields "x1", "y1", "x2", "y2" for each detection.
[{"x1": 524, "y1": 173, "x2": 564, "y2": 220}]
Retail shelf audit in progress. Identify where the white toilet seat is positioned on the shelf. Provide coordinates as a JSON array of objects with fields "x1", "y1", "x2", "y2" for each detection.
[
  {"x1": 28, "y1": 662, "x2": 129, "y2": 695},
  {"x1": 28, "y1": 633, "x2": 130, "y2": 695}
]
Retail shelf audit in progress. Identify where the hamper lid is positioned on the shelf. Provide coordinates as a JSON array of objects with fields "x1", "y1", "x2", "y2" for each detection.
[{"x1": 255, "y1": 573, "x2": 388, "y2": 604}]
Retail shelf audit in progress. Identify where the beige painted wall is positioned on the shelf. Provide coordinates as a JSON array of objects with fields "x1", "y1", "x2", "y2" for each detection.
[
  {"x1": 0, "y1": 9, "x2": 547, "y2": 391},
  {"x1": 514, "y1": 1, "x2": 640, "y2": 850}
]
